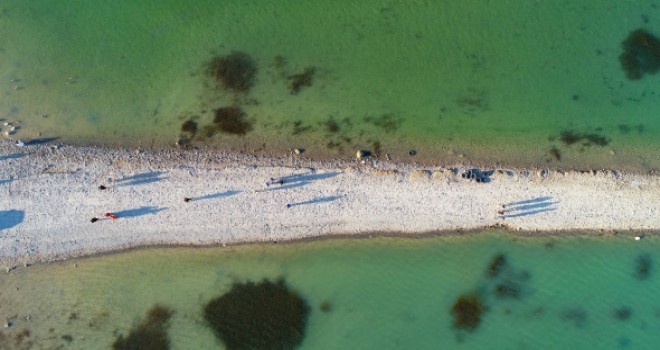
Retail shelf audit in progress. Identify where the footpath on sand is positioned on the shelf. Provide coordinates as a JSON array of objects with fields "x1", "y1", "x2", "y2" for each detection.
[{"x1": 0, "y1": 141, "x2": 658, "y2": 268}]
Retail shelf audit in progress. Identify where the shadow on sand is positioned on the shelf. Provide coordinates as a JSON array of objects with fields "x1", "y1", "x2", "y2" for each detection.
[
  {"x1": 114, "y1": 206, "x2": 167, "y2": 219},
  {"x1": 0, "y1": 210, "x2": 24, "y2": 230},
  {"x1": 190, "y1": 190, "x2": 242, "y2": 202},
  {"x1": 265, "y1": 171, "x2": 339, "y2": 192},
  {"x1": 116, "y1": 171, "x2": 168, "y2": 187},
  {"x1": 287, "y1": 196, "x2": 340, "y2": 208},
  {"x1": 0, "y1": 153, "x2": 25, "y2": 161},
  {"x1": 501, "y1": 197, "x2": 559, "y2": 219}
]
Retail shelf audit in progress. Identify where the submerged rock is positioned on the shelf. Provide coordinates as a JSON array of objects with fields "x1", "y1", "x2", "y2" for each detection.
[{"x1": 356, "y1": 150, "x2": 372, "y2": 159}]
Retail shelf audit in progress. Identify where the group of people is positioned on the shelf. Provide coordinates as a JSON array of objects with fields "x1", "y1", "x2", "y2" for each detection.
[{"x1": 89, "y1": 176, "x2": 290, "y2": 223}]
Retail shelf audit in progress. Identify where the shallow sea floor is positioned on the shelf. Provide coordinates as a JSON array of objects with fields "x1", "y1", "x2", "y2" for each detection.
[
  {"x1": 1, "y1": 233, "x2": 659, "y2": 349},
  {"x1": 0, "y1": 1, "x2": 658, "y2": 169}
]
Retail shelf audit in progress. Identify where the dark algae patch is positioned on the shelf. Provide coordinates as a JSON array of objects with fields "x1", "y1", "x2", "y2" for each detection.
[
  {"x1": 288, "y1": 67, "x2": 316, "y2": 95},
  {"x1": 450, "y1": 252, "x2": 534, "y2": 334},
  {"x1": 271, "y1": 55, "x2": 318, "y2": 94},
  {"x1": 180, "y1": 120, "x2": 198, "y2": 135},
  {"x1": 178, "y1": 119, "x2": 198, "y2": 145},
  {"x1": 561, "y1": 308, "x2": 587, "y2": 328},
  {"x1": 614, "y1": 307, "x2": 632, "y2": 321},
  {"x1": 451, "y1": 293, "x2": 487, "y2": 331},
  {"x1": 324, "y1": 117, "x2": 340, "y2": 133},
  {"x1": 484, "y1": 253, "x2": 529, "y2": 300},
  {"x1": 319, "y1": 300, "x2": 333, "y2": 312},
  {"x1": 203, "y1": 279, "x2": 310, "y2": 350},
  {"x1": 112, "y1": 305, "x2": 174, "y2": 350},
  {"x1": 635, "y1": 254, "x2": 652, "y2": 280},
  {"x1": 494, "y1": 282, "x2": 521, "y2": 299},
  {"x1": 618, "y1": 123, "x2": 645, "y2": 134},
  {"x1": 486, "y1": 254, "x2": 508, "y2": 278},
  {"x1": 213, "y1": 106, "x2": 252, "y2": 135},
  {"x1": 455, "y1": 87, "x2": 490, "y2": 112},
  {"x1": 619, "y1": 29, "x2": 660, "y2": 80},
  {"x1": 209, "y1": 51, "x2": 257, "y2": 92},
  {"x1": 291, "y1": 120, "x2": 312, "y2": 135},
  {"x1": 364, "y1": 114, "x2": 402, "y2": 133},
  {"x1": 559, "y1": 130, "x2": 609, "y2": 147},
  {"x1": 0, "y1": 328, "x2": 33, "y2": 349},
  {"x1": 548, "y1": 147, "x2": 561, "y2": 161}
]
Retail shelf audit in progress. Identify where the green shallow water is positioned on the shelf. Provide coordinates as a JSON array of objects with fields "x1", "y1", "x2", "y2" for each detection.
[
  {"x1": 0, "y1": 1, "x2": 658, "y2": 348},
  {"x1": 1, "y1": 233, "x2": 659, "y2": 349},
  {"x1": 0, "y1": 0, "x2": 658, "y2": 170}
]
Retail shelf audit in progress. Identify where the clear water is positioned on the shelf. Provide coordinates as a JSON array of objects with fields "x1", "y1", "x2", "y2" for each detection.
[
  {"x1": 1, "y1": 233, "x2": 659, "y2": 349},
  {"x1": 0, "y1": 0, "x2": 658, "y2": 169},
  {"x1": 0, "y1": 2, "x2": 658, "y2": 349}
]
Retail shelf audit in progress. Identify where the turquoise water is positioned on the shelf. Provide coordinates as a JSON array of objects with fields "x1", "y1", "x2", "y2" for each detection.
[
  {"x1": 0, "y1": 2, "x2": 658, "y2": 349},
  {"x1": 1, "y1": 233, "x2": 659, "y2": 349},
  {"x1": 0, "y1": 0, "x2": 658, "y2": 169}
]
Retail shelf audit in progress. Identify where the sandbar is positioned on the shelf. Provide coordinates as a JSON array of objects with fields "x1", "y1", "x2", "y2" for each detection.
[{"x1": 0, "y1": 140, "x2": 658, "y2": 269}]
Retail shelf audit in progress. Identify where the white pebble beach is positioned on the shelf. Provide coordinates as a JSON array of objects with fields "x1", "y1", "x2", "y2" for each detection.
[{"x1": 0, "y1": 140, "x2": 658, "y2": 270}]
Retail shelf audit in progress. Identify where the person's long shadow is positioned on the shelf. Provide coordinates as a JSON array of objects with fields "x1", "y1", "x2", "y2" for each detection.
[
  {"x1": 0, "y1": 210, "x2": 24, "y2": 230},
  {"x1": 113, "y1": 206, "x2": 167, "y2": 219},
  {"x1": 0, "y1": 153, "x2": 25, "y2": 161},
  {"x1": 116, "y1": 171, "x2": 168, "y2": 186},
  {"x1": 501, "y1": 196, "x2": 559, "y2": 219},
  {"x1": 502, "y1": 208, "x2": 557, "y2": 219},
  {"x1": 190, "y1": 190, "x2": 241, "y2": 202},
  {"x1": 505, "y1": 197, "x2": 554, "y2": 207},
  {"x1": 264, "y1": 171, "x2": 339, "y2": 192},
  {"x1": 287, "y1": 196, "x2": 340, "y2": 208}
]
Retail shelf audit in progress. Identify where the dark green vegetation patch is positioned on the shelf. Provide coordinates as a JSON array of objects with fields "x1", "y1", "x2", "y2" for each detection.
[
  {"x1": 561, "y1": 308, "x2": 587, "y2": 328},
  {"x1": 209, "y1": 51, "x2": 257, "y2": 92},
  {"x1": 288, "y1": 67, "x2": 316, "y2": 95},
  {"x1": 180, "y1": 120, "x2": 198, "y2": 135},
  {"x1": 113, "y1": 305, "x2": 174, "y2": 350},
  {"x1": 635, "y1": 254, "x2": 652, "y2": 280},
  {"x1": 451, "y1": 293, "x2": 487, "y2": 331},
  {"x1": 319, "y1": 300, "x2": 333, "y2": 312},
  {"x1": 0, "y1": 328, "x2": 32, "y2": 349},
  {"x1": 617, "y1": 124, "x2": 644, "y2": 134},
  {"x1": 203, "y1": 279, "x2": 310, "y2": 350},
  {"x1": 450, "y1": 253, "x2": 535, "y2": 334},
  {"x1": 559, "y1": 130, "x2": 609, "y2": 147},
  {"x1": 486, "y1": 254, "x2": 508, "y2": 278},
  {"x1": 363, "y1": 113, "x2": 402, "y2": 133},
  {"x1": 619, "y1": 29, "x2": 660, "y2": 80},
  {"x1": 548, "y1": 147, "x2": 561, "y2": 161},
  {"x1": 614, "y1": 307, "x2": 632, "y2": 321},
  {"x1": 213, "y1": 106, "x2": 252, "y2": 135}
]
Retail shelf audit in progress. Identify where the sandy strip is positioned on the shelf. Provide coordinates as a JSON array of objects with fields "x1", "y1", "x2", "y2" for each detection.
[{"x1": 0, "y1": 141, "x2": 658, "y2": 269}]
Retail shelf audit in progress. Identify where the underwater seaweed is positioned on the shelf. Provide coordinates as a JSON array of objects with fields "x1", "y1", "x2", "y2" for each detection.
[{"x1": 204, "y1": 279, "x2": 310, "y2": 350}]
